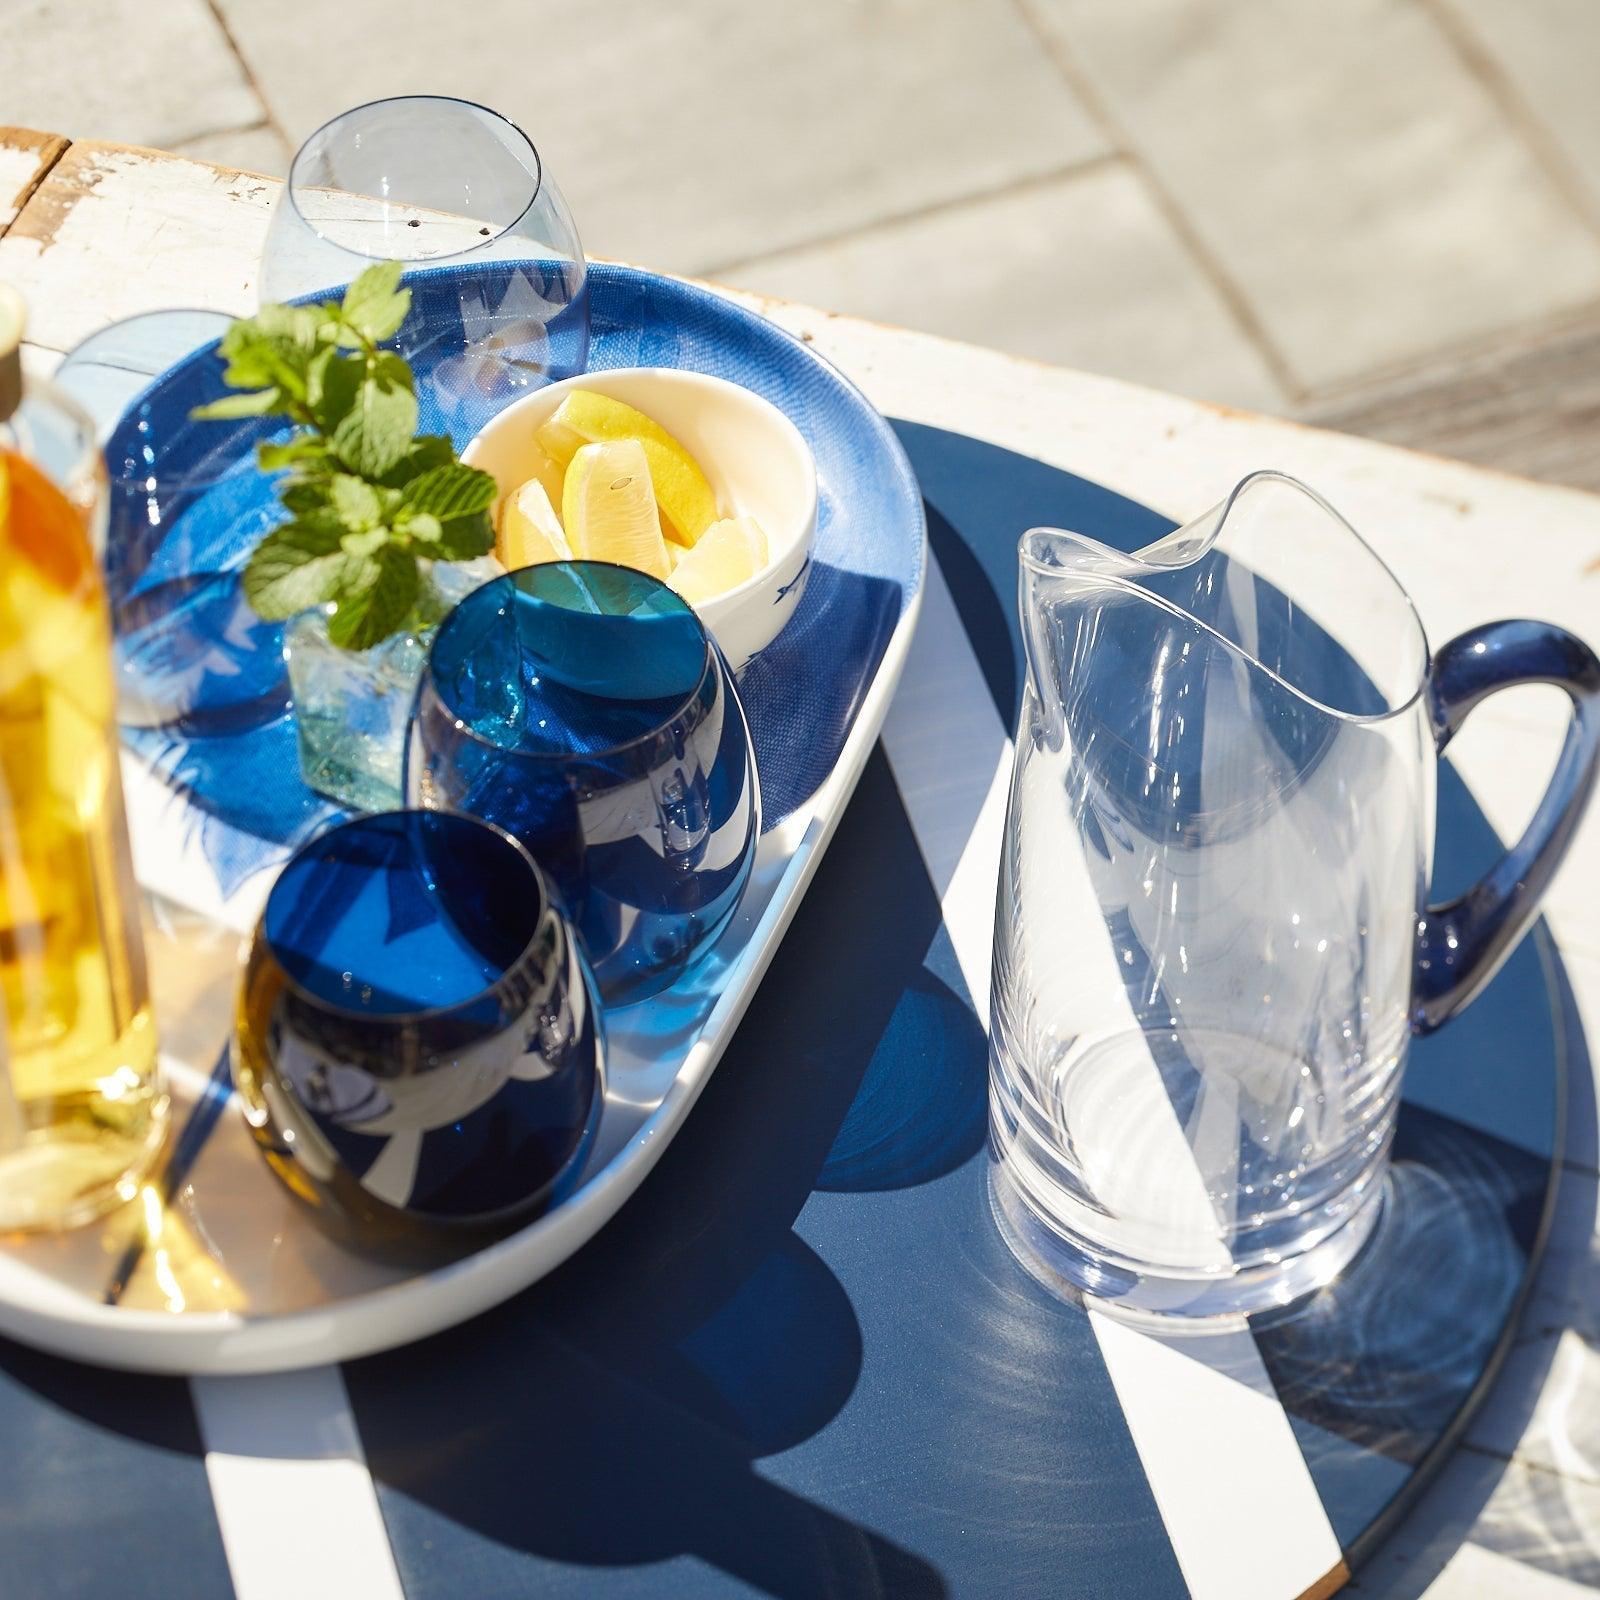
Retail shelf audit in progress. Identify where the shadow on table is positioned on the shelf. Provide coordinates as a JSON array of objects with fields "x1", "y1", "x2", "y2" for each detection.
[
  {"x1": 1261, "y1": 755, "x2": 1598, "y2": 1592},
  {"x1": 1342, "y1": 1006, "x2": 1600, "y2": 1599},
  {"x1": 344, "y1": 745, "x2": 959, "y2": 1599}
]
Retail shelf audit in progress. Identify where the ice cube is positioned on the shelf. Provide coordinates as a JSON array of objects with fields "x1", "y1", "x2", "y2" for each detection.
[{"x1": 285, "y1": 610, "x2": 428, "y2": 813}]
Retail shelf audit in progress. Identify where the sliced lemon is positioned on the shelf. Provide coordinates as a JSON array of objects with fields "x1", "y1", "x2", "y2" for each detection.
[
  {"x1": 666, "y1": 515, "x2": 768, "y2": 604},
  {"x1": 537, "y1": 390, "x2": 719, "y2": 545},
  {"x1": 562, "y1": 439, "x2": 671, "y2": 580},
  {"x1": 522, "y1": 439, "x2": 567, "y2": 509},
  {"x1": 497, "y1": 478, "x2": 572, "y2": 570}
]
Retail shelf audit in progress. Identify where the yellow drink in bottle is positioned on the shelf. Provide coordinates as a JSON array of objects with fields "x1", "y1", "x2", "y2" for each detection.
[{"x1": 0, "y1": 288, "x2": 166, "y2": 1231}]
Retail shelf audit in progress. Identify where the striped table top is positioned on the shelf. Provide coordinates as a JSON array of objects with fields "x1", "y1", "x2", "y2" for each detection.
[{"x1": 2, "y1": 130, "x2": 1599, "y2": 1600}]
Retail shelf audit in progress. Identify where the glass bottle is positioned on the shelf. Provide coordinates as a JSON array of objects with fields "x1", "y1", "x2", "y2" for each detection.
[{"x1": 0, "y1": 284, "x2": 166, "y2": 1230}]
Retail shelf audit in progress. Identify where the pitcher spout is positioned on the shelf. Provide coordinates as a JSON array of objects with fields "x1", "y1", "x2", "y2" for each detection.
[{"x1": 1019, "y1": 470, "x2": 1429, "y2": 728}]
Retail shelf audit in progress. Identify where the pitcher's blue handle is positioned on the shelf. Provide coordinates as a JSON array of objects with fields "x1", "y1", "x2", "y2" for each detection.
[{"x1": 1413, "y1": 619, "x2": 1600, "y2": 1033}]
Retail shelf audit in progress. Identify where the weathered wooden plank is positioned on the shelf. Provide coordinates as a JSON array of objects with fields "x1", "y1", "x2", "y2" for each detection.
[
  {"x1": 0, "y1": 141, "x2": 276, "y2": 350},
  {"x1": 1302, "y1": 318, "x2": 1600, "y2": 495},
  {"x1": 0, "y1": 126, "x2": 68, "y2": 237}
]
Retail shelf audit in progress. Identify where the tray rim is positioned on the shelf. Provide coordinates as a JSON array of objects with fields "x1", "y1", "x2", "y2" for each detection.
[{"x1": 0, "y1": 265, "x2": 929, "y2": 1374}]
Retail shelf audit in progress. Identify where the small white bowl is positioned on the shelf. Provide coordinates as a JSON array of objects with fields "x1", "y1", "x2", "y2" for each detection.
[{"x1": 462, "y1": 367, "x2": 818, "y2": 672}]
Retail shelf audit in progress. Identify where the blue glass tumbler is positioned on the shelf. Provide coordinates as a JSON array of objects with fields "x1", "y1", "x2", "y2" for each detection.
[
  {"x1": 234, "y1": 810, "x2": 604, "y2": 1266},
  {"x1": 406, "y1": 563, "x2": 761, "y2": 1005}
]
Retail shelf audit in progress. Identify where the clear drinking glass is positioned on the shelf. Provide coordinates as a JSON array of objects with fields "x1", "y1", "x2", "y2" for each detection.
[
  {"x1": 55, "y1": 310, "x2": 292, "y2": 736},
  {"x1": 234, "y1": 809, "x2": 604, "y2": 1265},
  {"x1": 406, "y1": 563, "x2": 761, "y2": 1006},
  {"x1": 260, "y1": 96, "x2": 588, "y2": 436},
  {"x1": 990, "y1": 472, "x2": 1600, "y2": 1317}
]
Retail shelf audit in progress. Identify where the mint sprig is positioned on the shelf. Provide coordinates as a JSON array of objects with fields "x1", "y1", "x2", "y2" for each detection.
[{"x1": 192, "y1": 262, "x2": 496, "y2": 650}]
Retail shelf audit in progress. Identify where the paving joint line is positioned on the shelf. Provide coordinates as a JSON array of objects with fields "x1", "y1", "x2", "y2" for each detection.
[
  {"x1": 1298, "y1": 293, "x2": 1600, "y2": 412},
  {"x1": 1419, "y1": 0, "x2": 1600, "y2": 249},
  {"x1": 172, "y1": 117, "x2": 278, "y2": 148},
  {"x1": 1009, "y1": 0, "x2": 1305, "y2": 404},
  {"x1": 698, "y1": 151, "x2": 1123, "y2": 281},
  {"x1": 198, "y1": 0, "x2": 294, "y2": 153}
]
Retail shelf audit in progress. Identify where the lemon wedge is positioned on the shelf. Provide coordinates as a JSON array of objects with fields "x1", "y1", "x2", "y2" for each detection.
[
  {"x1": 520, "y1": 439, "x2": 567, "y2": 509},
  {"x1": 666, "y1": 515, "x2": 768, "y2": 604},
  {"x1": 497, "y1": 478, "x2": 572, "y2": 570},
  {"x1": 537, "y1": 390, "x2": 719, "y2": 545},
  {"x1": 562, "y1": 439, "x2": 671, "y2": 580}
]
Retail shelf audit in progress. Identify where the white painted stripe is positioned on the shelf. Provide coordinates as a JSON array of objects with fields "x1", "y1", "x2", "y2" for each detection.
[
  {"x1": 1090, "y1": 1313, "x2": 1342, "y2": 1600},
  {"x1": 191, "y1": 1367, "x2": 405, "y2": 1600},
  {"x1": 880, "y1": 554, "x2": 1012, "y2": 1017},
  {"x1": 880, "y1": 547, "x2": 1344, "y2": 1599}
]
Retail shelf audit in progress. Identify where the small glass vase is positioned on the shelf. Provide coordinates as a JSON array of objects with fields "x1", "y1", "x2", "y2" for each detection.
[{"x1": 284, "y1": 562, "x2": 487, "y2": 814}]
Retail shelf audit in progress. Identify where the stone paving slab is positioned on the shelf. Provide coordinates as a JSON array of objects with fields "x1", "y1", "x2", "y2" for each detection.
[
  {"x1": 13, "y1": 0, "x2": 1600, "y2": 423},
  {"x1": 1, "y1": 0, "x2": 265, "y2": 155},
  {"x1": 209, "y1": 0, "x2": 1109, "y2": 275},
  {"x1": 720, "y1": 158, "x2": 1286, "y2": 408},
  {"x1": 171, "y1": 125, "x2": 290, "y2": 179},
  {"x1": 1442, "y1": 0, "x2": 1600, "y2": 225},
  {"x1": 1025, "y1": 0, "x2": 1600, "y2": 393}
]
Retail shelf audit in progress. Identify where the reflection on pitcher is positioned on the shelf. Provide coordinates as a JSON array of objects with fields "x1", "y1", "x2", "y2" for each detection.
[{"x1": 990, "y1": 471, "x2": 1600, "y2": 1318}]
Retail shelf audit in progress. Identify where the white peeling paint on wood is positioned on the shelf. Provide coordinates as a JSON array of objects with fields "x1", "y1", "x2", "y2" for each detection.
[
  {"x1": 0, "y1": 128, "x2": 67, "y2": 235},
  {"x1": 0, "y1": 142, "x2": 276, "y2": 349}
]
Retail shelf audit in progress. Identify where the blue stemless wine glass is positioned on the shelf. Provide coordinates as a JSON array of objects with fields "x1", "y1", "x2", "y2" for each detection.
[
  {"x1": 406, "y1": 563, "x2": 761, "y2": 1006},
  {"x1": 259, "y1": 96, "x2": 589, "y2": 442},
  {"x1": 234, "y1": 810, "x2": 604, "y2": 1266},
  {"x1": 56, "y1": 310, "x2": 292, "y2": 736}
]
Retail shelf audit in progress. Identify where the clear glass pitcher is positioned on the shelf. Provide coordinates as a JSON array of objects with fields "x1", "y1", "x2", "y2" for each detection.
[{"x1": 990, "y1": 471, "x2": 1600, "y2": 1317}]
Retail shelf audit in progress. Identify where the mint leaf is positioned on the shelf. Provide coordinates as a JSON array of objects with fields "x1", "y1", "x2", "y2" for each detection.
[
  {"x1": 330, "y1": 356, "x2": 417, "y2": 479},
  {"x1": 243, "y1": 519, "x2": 346, "y2": 620},
  {"x1": 329, "y1": 475, "x2": 382, "y2": 532},
  {"x1": 252, "y1": 303, "x2": 322, "y2": 348},
  {"x1": 339, "y1": 528, "x2": 389, "y2": 559},
  {"x1": 326, "y1": 544, "x2": 419, "y2": 650},
  {"x1": 431, "y1": 511, "x2": 495, "y2": 561},
  {"x1": 378, "y1": 434, "x2": 454, "y2": 489},
  {"x1": 190, "y1": 388, "x2": 283, "y2": 421},
  {"x1": 399, "y1": 462, "x2": 497, "y2": 521},
  {"x1": 310, "y1": 351, "x2": 365, "y2": 433},
  {"x1": 217, "y1": 306, "x2": 320, "y2": 400},
  {"x1": 339, "y1": 261, "x2": 412, "y2": 345},
  {"x1": 258, "y1": 435, "x2": 329, "y2": 473},
  {"x1": 281, "y1": 477, "x2": 334, "y2": 513},
  {"x1": 303, "y1": 346, "x2": 336, "y2": 414},
  {"x1": 200, "y1": 269, "x2": 491, "y2": 651}
]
